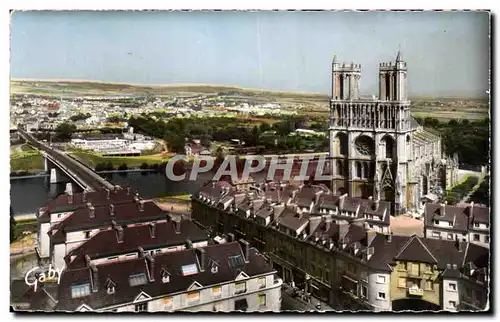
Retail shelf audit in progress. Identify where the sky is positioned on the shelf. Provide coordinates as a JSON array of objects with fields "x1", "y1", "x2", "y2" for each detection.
[{"x1": 11, "y1": 11, "x2": 490, "y2": 97}]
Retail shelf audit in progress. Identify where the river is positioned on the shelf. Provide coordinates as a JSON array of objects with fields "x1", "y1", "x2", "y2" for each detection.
[{"x1": 10, "y1": 171, "x2": 211, "y2": 216}]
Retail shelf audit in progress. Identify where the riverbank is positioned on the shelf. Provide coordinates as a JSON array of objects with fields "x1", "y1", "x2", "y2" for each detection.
[{"x1": 70, "y1": 151, "x2": 171, "y2": 170}]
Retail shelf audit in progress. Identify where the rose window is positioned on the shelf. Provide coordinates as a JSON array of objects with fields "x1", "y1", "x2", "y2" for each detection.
[{"x1": 355, "y1": 136, "x2": 374, "y2": 156}]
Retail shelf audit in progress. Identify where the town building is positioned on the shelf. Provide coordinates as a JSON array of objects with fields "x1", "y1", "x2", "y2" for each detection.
[
  {"x1": 328, "y1": 52, "x2": 459, "y2": 215},
  {"x1": 53, "y1": 241, "x2": 282, "y2": 312},
  {"x1": 191, "y1": 180, "x2": 489, "y2": 311},
  {"x1": 35, "y1": 187, "x2": 171, "y2": 268},
  {"x1": 36, "y1": 186, "x2": 139, "y2": 261},
  {"x1": 424, "y1": 201, "x2": 490, "y2": 248}
]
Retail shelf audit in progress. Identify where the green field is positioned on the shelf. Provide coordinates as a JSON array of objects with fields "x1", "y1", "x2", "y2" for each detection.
[
  {"x1": 10, "y1": 148, "x2": 44, "y2": 172},
  {"x1": 70, "y1": 151, "x2": 170, "y2": 169}
]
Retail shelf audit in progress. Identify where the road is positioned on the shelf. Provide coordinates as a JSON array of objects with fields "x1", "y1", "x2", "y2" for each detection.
[{"x1": 281, "y1": 284, "x2": 334, "y2": 312}]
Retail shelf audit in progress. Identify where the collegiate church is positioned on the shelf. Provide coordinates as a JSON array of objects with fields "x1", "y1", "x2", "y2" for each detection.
[{"x1": 328, "y1": 51, "x2": 459, "y2": 215}]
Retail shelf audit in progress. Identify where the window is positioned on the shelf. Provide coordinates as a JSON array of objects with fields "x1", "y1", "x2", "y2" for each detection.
[
  {"x1": 134, "y1": 302, "x2": 148, "y2": 312},
  {"x1": 258, "y1": 277, "x2": 266, "y2": 289},
  {"x1": 360, "y1": 271, "x2": 368, "y2": 282},
  {"x1": 228, "y1": 255, "x2": 245, "y2": 268},
  {"x1": 212, "y1": 286, "x2": 222, "y2": 298},
  {"x1": 398, "y1": 262, "x2": 407, "y2": 270},
  {"x1": 473, "y1": 234, "x2": 480, "y2": 242},
  {"x1": 347, "y1": 263, "x2": 357, "y2": 274},
  {"x1": 369, "y1": 224, "x2": 374, "y2": 229},
  {"x1": 425, "y1": 264, "x2": 433, "y2": 272},
  {"x1": 449, "y1": 301, "x2": 456, "y2": 309},
  {"x1": 107, "y1": 286, "x2": 115, "y2": 294},
  {"x1": 474, "y1": 222, "x2": 480, "y2": 228},
  {"x1": 466, "y1": 288, "x2": 472, "y2": 298},
  {"x1": 211, "y1": 265, "x2": 218, "y2": 274},
  {"x1": 71, "y1": 283, "x2": 91, "y2": 299},
  {"x1": 234, "y1": 281, "x2": 247, "y2": 294},
  {"x1": 425, "y1": 280, "x2": 433, "y2": 290},
  {"x1": 433, "y1": 220, "x2": 439, "y2": 225},
  {"x1": 258, "y1": 294, "x2": 267, "y2": 307},
  {"x1": 432, "y1": 231, "x2": 440, "y2": 237},
  {"x1": 377, "y1": 292, "x2": 386, "y2": 300},
  {"x1": 181, "y1": 263, "x2": 199, "y2": 276},
  {"x1": 186, "y1": 291, "x2": 200, "y2": 304},
  {"x1": 448, "y1": 282, "x2": 457, "y2": 291},
  {"x1": 360, "y1": 285, "x2": 367, "y2": 298},
  {"x1": 84, "y1": 231, "x2": 91, "y2": 239},
  {"x1": 129, "y1": 273, "x2": 147, "y2": 287},
  {"x1": 398, "y1": 277, "x2": 406, "y2": 288},
  {"x1": 162, "y1": 275, "x2": 170, "y2": 284},
  {"x1": 162, "y1": 296, "x2": 173, "y2": 308},
  {"x1": 377, "y1": 275, "x2": 386, "y2": 284},
  {"x1": 411, "y1": 263, "x2": 420, "y2": 275},
  {"x1": 447, "y1": 233, "x2": 454, "y2": 240},
  {"x1": 213, "y1": 302, "x2": 224, "y2": 312},
  {"x1": 485, "y1": 236, "x2": 490, "y2": 243}
]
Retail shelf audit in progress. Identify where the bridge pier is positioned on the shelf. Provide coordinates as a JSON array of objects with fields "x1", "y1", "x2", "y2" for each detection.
[{"x1": 50, "y1": 168, "x2": 70, "y2": 184}]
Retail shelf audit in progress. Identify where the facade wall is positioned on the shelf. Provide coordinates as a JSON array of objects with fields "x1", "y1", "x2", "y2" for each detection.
[
  {"x1": 443, "y1": 278, "x2": 460, "y2": 311},
  {"x1": 109, "y1": 274, "x2": 282, "y2": 312},
  {"x1": 38, "y1": 222, "x2": 51, "y2": 258},
  {"x1": 367, "y1": 272, "x2": 391, "y2": 311},
  {"x1": 390, "y1": 261, "x2": 440, "y2": 306}
]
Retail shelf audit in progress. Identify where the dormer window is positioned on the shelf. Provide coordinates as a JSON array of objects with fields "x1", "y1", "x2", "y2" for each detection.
[
  {"x1": 107, "y1": 285, "x2": 115, "y2": 294},
  {"x1": 211, "y1": 265, "x2": 218, "y2": 274},
  {"x1": 161, "y1": 268, "x2": 170, "y2": 283}
]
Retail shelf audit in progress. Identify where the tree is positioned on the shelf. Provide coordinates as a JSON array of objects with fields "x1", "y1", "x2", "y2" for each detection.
[
  {"x1": 54, "y1": 122, "x2": 77, "y2": 141},
  {"x1": 118, "y1": 163, "x2": 128, "y2": 171},
  {"x1": 10, "y1": 207, "x2": 17, "y2": 243}
]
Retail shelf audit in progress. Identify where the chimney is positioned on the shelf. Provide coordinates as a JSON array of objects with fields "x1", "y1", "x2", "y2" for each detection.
[
  {"x1": 186, "y1": 239, "x2": 193, "y2": 249},
  {"x1": 145, "y1": 253, "x2": 155, "y2": 282},
  {"x1": 116, "y1": 226, "x2": 124, "y2": 243},
  {"x1": 440, "y1": 203, "x2": 446, "y2": 216},
  {"x1": 173, "y1": 218, "x2": 181, "y2": 234},
  {"x1": 90, "y1": 264, "x2": 99, "y2": 292},
  {"x1": 109, "y1": 204, "x2": 115, "y2": 216},
  {"x1": 105, "y1": 188, "x2": 110, "y2": 199},
  {"x1": 325, "y1": 216, "x2": 332, "y2": 232},
  {"x1": 67, "y1": 190, "x2": 73, "y2": 204},
  {"x1": 365, "y1": 247, "x2": 375, "y2": 261},
  {"x1": 470, "y1": 201, "x2": 475, "y2": 217},
  {"x1": 446, "y1": 263, "x2": 451, "y2": 270},
  {"x1": 85, "y1": 254, "x2": 92, "y2": 267},
  {"x1": 138, "y1": 200, "x2": 145, "y2": 212},
  {"x1": 386, "y1": 232, "x2": 393, "y2": 243},
  {"x1": 138, "y1": 246, "x2": 145, "y2": 258},
  {"x1": 452, "y1": 264, "x2": 458, "y2": 270},
  {"x1": 366, "y1": 229, "x2": 377, "y2": 246},
  {"x1": 239, "y1": 239, "x2": 251, "y2": 263},
  {"x1": 338, "y1": 223, "x2": 349, "y2": 242},
  {"x1": 126, "y1": 186, "x2": 131, "y2": 195},
  {"x1": 88, "y1": 205, "x2": 95, "y2": 219},
  {"x1": 196, "y1": 248, "x2": 207, "y2": 272},
  {"x1": 149, "y1": 222, "x2": 156, "y2": 238}
]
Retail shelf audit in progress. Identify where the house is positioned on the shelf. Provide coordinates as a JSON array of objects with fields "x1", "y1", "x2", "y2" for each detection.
[{"x1": 54, "y1": 241, "x2": 282, "y2": 312}]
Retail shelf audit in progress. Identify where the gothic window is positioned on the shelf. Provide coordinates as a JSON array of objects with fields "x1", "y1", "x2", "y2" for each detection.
[
  {"x1": 363, "y1": 163, "x2": 370, "y2": 179},
  {"x1": 336, "y1": 160, "x2": 343, "y2": 176},
  {"x1": 355, "y1": 136, "x2": 374, "y2": 156},
  {"x1": 336, "y1": 133, "x2": 348, "y2": 155},
  {"x1": 356, "y1": 162, "x2": 362, "y2": 178}
]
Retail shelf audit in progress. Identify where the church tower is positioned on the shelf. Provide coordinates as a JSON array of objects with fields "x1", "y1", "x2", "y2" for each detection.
[{"x1": 329, "y1": 51, "x2": 412, "y2": 215}]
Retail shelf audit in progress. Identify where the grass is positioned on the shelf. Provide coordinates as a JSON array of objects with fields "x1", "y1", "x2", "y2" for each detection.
[
  {"x1": 10, "y1": 149, "x2": 44, "y2": 172},
  {"x1": 70, "y1": 151, "x2": 171, "y2": 169}
]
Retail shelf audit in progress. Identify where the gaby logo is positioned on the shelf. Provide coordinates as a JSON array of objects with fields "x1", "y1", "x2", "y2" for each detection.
[{"x1": 25, "y1": 265, "x2": 63, "y2": 292}]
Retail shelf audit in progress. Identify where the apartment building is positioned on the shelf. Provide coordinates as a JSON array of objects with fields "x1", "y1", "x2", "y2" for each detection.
[
  {"x1": 192, "y1": 180, "x2": 489, "y2": 311},
  {"x1": 53, "y1": 241, "x2": 282, "y2": 312},
  {"x1": 424, "y1": 202, "x2": 490, "y2": 248},
  {"x1": 64, "y1": 218, "x2": 210, "y2": 269},
  {"x1": 36, "y1": 186, "x2": 138, "y2": 259},
  {"x1": 42, "y1": 193, "x2": 169, "y2": 268}
]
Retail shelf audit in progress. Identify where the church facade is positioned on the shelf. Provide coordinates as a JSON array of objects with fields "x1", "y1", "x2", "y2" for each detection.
[{"x1": 328, "y1": 52, "x2": 459, "y2": 215}]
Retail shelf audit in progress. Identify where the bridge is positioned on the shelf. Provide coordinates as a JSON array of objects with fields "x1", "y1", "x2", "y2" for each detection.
[{"x1": 18, "y1": 128, "x2": 115, "y2": 192}]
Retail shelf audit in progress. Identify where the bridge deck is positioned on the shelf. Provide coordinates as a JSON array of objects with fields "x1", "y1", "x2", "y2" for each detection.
[{"x1": 18, "y1": 129, "x2": 115, "y2": 191}]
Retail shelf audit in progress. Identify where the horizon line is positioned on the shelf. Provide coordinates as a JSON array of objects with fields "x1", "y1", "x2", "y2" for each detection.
[{"x1": 10, "y1": 77, "x2": 488, "y2": 99}]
